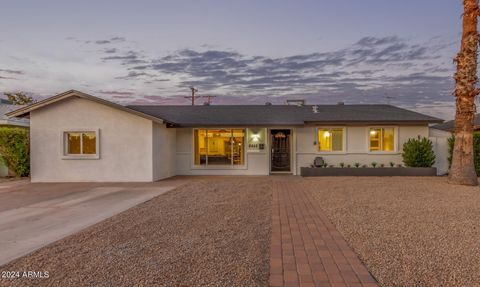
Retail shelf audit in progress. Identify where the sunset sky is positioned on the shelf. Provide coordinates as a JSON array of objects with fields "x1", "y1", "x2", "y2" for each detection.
[{"x1": 0, "y1": 0, "x2": 465, "y2": 119}]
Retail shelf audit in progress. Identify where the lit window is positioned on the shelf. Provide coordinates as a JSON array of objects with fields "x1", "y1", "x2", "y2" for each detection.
[
  {"x1": 194, "y1": 129, "x2": 245, "y2": 166},
  {"x1": 64, "y1": 131, "x2": 98, "y2": 157},
  {"x1": 318, "y1": 128, "x2": 344, "y2": 151},
  {"x1": 369, "y1": 128, "x2": 395, "y2": 152}
]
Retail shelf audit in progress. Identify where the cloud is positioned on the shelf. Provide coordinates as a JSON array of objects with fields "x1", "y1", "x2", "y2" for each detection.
[
  {"x1": 88, "y1": 36, "x2": 127, "y2": 45},
  {"x1": 0, "y1": 69, "x2": 24, "y2": 75},
  {"x1": 96, "y1": 90, "x2": 135, "y2": 96},
  {"x1": 104, "y1": 48, "x2": 117, "y2": 54},
  {"x1": 89, "y1": 35, "x2": 454, "y2": 118},
  {"x1": 102, "y1": 51, "x2": 146, "y2": 65}
]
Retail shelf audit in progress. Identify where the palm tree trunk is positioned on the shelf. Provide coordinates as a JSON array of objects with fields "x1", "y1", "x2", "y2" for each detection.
[{"x1": 449, "y1": 0, "x2": 480, "y2": 186}]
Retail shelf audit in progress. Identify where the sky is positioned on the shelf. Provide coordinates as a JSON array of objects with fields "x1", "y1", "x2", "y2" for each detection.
[{"x1": 0, "y1": 0, "x2": 466, "y2": 119}]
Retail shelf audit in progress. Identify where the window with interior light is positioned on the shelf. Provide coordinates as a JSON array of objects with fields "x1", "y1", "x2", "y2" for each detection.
[
  {"x1": 194, "y1": 129, "x2": 245, "y2": 166},
  {"x1": 64, "y1": 130, "x2": 99, "y2": 158},
  {"x1": 369, "y1": 127, "x2": 395, "y2": 152},
  {"x1": 317, "y1": 128, "x2": 344, "y2": 152}
]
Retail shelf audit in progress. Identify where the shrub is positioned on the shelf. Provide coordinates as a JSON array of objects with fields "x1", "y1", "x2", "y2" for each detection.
[
  {"x1": 339, "y1": 162, "x2": 345, "y2": 168},
  {"x1": 389, "y1": 161, "x2": 395, "y2": 167},
  {"x1": 371, "y1": 162, "x2": 377, "y2": 168},
  {"x1": 402, "y1": 136, "x2": 435, "y2": 167},
  {"x1": 448, "y1": 134, "x2": 480, "y2": 175},
  {"x1": 354, "y1": 162, "x2": 360, "y2": 168},
  {"x1": 0, "y1": 128, "x2": 30, "y2": 177}
]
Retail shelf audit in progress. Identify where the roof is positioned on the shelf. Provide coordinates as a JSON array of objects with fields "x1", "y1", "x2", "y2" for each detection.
[
  {"x1": 6, "y1": 90, "x2": 165, "y2": 124},
  {"x1": 127, "y1": 104, "x2": 443, "y2": 127},
  {"x1": 431, "y1": 114, "x2": 480, "y2": 132},
  {"x1": 6, "y1": 90, "x2": 443, "y2": 127},
  {"x1": 0, "y1": 104, "x2": 29, "y2": 127}
]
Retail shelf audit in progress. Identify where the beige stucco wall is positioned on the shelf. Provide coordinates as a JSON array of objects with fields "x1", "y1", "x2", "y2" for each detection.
[
  {"x1": 295, "y1": 125, "x2": 430, "y2": 174},
  {"x1": 30, "y1": 97, "x2": 155, "y2": 182},
  {"x1": 175, "y1": 128, "x2": 270, "y2": 175}
]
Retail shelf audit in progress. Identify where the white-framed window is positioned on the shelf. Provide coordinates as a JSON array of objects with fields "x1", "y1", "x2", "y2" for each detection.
[
  {"x1": 194, "y1": 129, "x2": 245, "y2": 166},
  {"x1": 368, "y1": 127, "x2": 396, "y2": 152},
  {"x1": 317, "y1": 127, "x2": 345, "y2": 152},
  {"x1": 63, "y1": 129, "x2": 100, "y2": 159}
]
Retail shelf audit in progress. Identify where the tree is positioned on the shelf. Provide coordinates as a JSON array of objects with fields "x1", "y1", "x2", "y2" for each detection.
[
  {"x1": 4, "y1": 92, "x2": 35, "y2": 105},
  {"x1": 449, "y1": 0, "x2": 480, "y2": 186}
]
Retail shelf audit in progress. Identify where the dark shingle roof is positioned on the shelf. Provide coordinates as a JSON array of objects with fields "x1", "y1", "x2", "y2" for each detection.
[
  {"x1": 431, "y1": 113, "x2": 480, "y2": 132},
  {"x1": 127, "y1": 104, "x2": 443, "y2": 127}
]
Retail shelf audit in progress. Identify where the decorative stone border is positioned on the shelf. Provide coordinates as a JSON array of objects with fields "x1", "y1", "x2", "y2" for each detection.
[{"x1": 300, "y1": 167, "x2": 437, "y2": 177}]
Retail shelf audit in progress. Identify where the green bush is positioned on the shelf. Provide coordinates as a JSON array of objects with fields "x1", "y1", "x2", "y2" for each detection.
[
  {"x1": 0, "y1": 128, "x2": 30, "y2": 177},
  {"x1": 448, "y1": 134, "x2": 480, "y2": 175},
  {"x1": 402, "y1": 136, "x2": 435, "y2": 167}
]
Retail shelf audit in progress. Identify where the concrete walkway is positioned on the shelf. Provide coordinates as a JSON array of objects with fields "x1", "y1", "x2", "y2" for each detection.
[
  {"x1": 269, "y1": 179, "x2": 378, "y2": 287},
  {"x1": 0, "y1": 178, "x2": 186, "y2": 266}
]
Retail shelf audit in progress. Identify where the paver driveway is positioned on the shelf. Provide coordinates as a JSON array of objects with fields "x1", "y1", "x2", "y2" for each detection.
[{"x1": 0, "y1": 178, "x2": 186, "y2": 266}]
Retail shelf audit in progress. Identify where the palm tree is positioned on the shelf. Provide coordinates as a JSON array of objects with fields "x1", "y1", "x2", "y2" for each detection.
[{"x1": 449, "y1": 0, "x2": 480, "y2": 186}]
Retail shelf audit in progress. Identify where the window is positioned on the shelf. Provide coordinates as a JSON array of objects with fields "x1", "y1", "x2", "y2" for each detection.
[
  {"x1": 369, "y1": 128, "x2": 395, "y2": 152},
  {"x1": 318, "y1": 128, "x2": 344, "y2": 152},
  {"x1": 64, "y1": 131, "x2": 99, "y2": 158},
  {"x1": 194, "y1": 129, "x2": 245, "y2": 166}
]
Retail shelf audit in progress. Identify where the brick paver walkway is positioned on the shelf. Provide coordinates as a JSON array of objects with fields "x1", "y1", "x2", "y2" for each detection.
[{"x1": 269, "y1": 180, "x2": 378, "y2": 287}]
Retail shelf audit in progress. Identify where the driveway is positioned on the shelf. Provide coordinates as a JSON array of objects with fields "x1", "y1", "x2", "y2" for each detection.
[{"x1": 0, "y1": 178, "x2": 187, "y2": 266}]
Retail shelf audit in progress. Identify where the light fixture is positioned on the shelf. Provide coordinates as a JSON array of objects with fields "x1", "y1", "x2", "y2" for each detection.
[
  {"x1": 324, "y1": 131, "x2": 331, "y2": 137},
  {"x1": 370, "y1": 130, "x2": 377, "y2": 136},
  {"x1": 251, "y1": 133, "x2": 260, "y2": 142}
]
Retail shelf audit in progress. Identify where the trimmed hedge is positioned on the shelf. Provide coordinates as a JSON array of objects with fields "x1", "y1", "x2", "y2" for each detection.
[
  {"x1": 402, "y1": 136, "x2": 435, "y2": 167},
  {"x1": 448, "y1": 133, "x2": 480, "y2": 175},
  {"x1": 0, "y1": 127, "x2": 29, "y2": 177}
]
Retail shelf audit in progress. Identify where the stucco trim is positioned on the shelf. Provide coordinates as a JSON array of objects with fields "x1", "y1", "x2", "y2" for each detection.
[{"x1": 6, "y1": 90, "x2": 166, "y2": 124}]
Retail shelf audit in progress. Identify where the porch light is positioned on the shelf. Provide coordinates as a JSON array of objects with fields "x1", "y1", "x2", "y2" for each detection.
[
  {"x1": 251, "y1": 134, "x2": 260, "y2": 142},
  {"x1": 324, "y1": 131, "x2": 331, "y2": 137},
  {"x1": 370, "y1": 130, "x2": 377, "y2": 136}
]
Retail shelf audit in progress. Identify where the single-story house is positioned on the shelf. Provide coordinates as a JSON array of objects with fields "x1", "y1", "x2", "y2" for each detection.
[{"x1": 7, "y1": 90, "x2": 443, "y2": 182}]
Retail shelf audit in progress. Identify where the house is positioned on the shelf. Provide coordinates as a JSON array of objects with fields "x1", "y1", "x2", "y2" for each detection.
[
  {"x1": 428, "y1": 115, "x2": 480, "y2": 175},
  {"x1": 7, "y1": 90, "x2": 443, "y2": 182},
  {"x1": 0, "y1": 100, "x2": 29, "y2": 177}
]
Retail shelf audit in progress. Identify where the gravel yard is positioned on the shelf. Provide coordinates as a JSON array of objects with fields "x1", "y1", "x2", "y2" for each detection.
[
  {"x1": 304, "y1": 176, "x2": 480, "y2": 287},
  {"x1": 0, "y1": 177, "x2": 272, "y2": 287}
]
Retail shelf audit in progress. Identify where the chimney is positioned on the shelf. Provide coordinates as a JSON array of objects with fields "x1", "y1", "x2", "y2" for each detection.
[
  {"x1": 265, "y1": 102, "x2": 272, "y2": 105},
  {"x1": 337, "y1": 102, "x2": 345, "y2": 105}
]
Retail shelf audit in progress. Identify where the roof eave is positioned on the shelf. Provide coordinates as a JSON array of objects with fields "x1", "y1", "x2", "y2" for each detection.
[{"x1": 6, "y1": 90, "x2": 167, "y2": 124}]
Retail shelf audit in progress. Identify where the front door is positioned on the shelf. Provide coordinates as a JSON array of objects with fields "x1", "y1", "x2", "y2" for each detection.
[{"x1": 270, "y1": 129, "x2": 291, "y2": 172}]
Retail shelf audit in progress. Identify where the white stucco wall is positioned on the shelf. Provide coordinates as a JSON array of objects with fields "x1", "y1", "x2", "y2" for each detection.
[
  {"x1": 175, "y1": 128, "x2": 270, "y2": 175},
  {"x1": 429, "y1": 128, "x2": 451, "y2": 175},
  {"x1": 295, "y1": 125, "x2": 430, "y2": 174},
  {"x1": 153, "y1": 123, "x2": 176, "y2": 180},
  {"x1": 30, "y1": 97, "x2": 155, "y2": 182}
]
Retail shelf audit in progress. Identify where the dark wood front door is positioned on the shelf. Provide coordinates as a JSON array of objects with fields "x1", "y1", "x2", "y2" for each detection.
[{"x1": 271, "y1": 129, "x2": 291, "y2": 172}]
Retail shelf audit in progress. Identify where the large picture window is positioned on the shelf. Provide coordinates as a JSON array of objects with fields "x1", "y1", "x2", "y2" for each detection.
[
  {"x1": 369, "y1": 127, "x2": 395, "y2": 152},
  {"x1": 318, "y1": 128, "x2": 344, "y2": 152},
  {"x1": 194, "y1": 129, "x2": 245, "y2": 166},
  {"x1": 64, "y1": 130, "x2": 99, "y2": 158}
]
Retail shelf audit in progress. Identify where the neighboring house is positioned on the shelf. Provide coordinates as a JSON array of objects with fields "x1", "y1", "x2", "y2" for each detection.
[
  {"x1": 0, "y1": 99, "x2": 30, "y2": 177},
  {"x1": 7, "y1": 90, "x2": 443, "y2": 182},
  {"x1": 428, "y1": 116, "x2": 480, "y2": 175}
]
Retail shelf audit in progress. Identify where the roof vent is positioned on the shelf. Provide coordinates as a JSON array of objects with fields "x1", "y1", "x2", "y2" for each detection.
[
  {"x1": 203, "y1": 102, "x2": 210, "y2": 106},
  {"x1": 312, "y1": 105, "x2": 319, "y2": 113},
  {"x1": 337, "y1": 102, "x2": 345, "y2": 105},
  {"x1": 265, "y1": 102, "x2": 272, "y2": 105}
]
